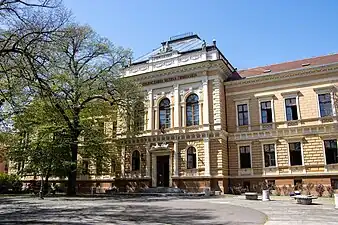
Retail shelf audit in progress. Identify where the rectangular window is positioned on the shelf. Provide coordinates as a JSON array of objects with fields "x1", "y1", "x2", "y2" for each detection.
[
  {"x1": 263, "y1": 144, "x2": 276, "y2": 167},
  {"x1": 324, "y1": 140, "x2": 338, "y2": 165},
  {"x1": 260, "y1": 101, "x2": 272, "y2": 123},
  {"x1": 237, "y1": 104, "x2": 249, "y2": 126},
  {"x1": 318, "y1": 93, "x2": 333, "y2": 117},
  {"x1": 285, "y1": 98, "x2": 298, "y2": 121},
  {"x1": 289, "y1": 142, "x2": 303, "y2": 166},
  {"x1": 239, "y1": 146, "x2": 251, "y2": 169}
]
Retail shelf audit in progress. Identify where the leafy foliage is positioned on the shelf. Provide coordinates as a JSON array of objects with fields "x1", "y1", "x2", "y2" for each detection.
[{"x1": 0, "y1": 172, "x2": 22, "y2": 193}]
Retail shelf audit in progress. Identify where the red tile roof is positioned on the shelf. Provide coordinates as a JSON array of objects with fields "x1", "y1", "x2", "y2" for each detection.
[{"x1": 238, "y1": 53, "x2": 338, "y2": 77}]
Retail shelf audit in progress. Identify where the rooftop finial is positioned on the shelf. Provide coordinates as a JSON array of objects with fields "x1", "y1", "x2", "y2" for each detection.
[{"x1": 213, "y1": 39, "x2": 216, "y2": 46}]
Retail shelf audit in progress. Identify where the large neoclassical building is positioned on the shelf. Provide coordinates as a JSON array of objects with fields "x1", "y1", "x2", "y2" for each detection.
[{"x1": 97, "y1": 33, "x2": 338, "y2": 193}]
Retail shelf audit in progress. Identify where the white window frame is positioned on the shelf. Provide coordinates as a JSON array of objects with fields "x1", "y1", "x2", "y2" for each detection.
[
  {"x1": 261, "y1": 141, "x2": 278, "y2": 168},
  {"x1": 314, "y1": 85, "x2": 337, "y2": 119},
  {"x1": 281, "y1": 91, "x2": 301, "y2": 122},
  {"x1": 234, "y1": 98, "x2": 251, "y2": 131},
  {"x1": 237, "y1": 142, "x2": 253, "y2": 169},
  {"x1": 255, "y1": 94, "x2": 276, "y2": 129},
  {"x1": 287, "y1": 140, "x2": 304, "y2": 167},
  {"x1": 322, "y1": 138, "x2": 338, "y2": 166},
  {"x1": 185, "y1": 145, "x2": 198, "y2": 170}
]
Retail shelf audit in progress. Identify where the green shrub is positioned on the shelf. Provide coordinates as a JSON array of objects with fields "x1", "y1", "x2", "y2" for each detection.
[{"x1": 0, "y1": 173, "x2": 22, "y2": 194}]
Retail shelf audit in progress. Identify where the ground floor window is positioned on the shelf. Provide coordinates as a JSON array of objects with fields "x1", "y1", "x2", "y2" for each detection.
[
  {"x1": 239, "y1": 146, "x2": 251, "y2": 169},
  {"x1": 132, "y1": 150, "x2": 141, "y2": 171},
  {"x1": 289, "y1": 142, "x2": 302, "y2": 166},
  {"x1": 324, "y1": 140, "x2": 338, "y2": 165},
  {"x1": 263, "y1": 144, "x2": 276, "y2": 167},
  {"x1": 187, "y1": 147, "x2": 197, "y2": 169}
]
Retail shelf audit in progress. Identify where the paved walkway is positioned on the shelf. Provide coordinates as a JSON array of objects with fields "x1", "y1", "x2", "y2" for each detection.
[
  {"x1": 0, "y1": 195, "x2": 337, "y2": 224},
  {"x1": 194, "y1": 195, "x2": 338, "y2": 225},
  {"x1": 0, "y1": 196, "x2": 266, "y2": 225}
]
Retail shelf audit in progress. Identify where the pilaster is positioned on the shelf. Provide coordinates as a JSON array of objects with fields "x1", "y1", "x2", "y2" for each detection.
[
  {"x1": 173, "y1": 141, "x2": 179, "y2": 176},
  {"x1": 202, "y1": 79, "x2": 209, "y2": 129},
  {"x1": 147, "y1": 90, "x2": 153, "y2": 130},
  {"x1": 174, "y1": 84, "x2": 180, "y2": 127},
  {"x1": 204, "y1": 138, "x2": 210, "y2": 176}
]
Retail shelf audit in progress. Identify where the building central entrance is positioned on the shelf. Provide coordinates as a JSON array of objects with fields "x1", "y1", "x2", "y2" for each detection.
[{"x1": 156, "y1": 155, "x2": 169, "y2": 187}]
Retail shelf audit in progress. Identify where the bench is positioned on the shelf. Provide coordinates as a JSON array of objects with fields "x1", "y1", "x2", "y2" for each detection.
[
  {"x1": 245, "y1": 192, "x2": 258, "y2": 200},
  {"x1": 293, "y1": 195, "x2": 318, "y2": 205}
]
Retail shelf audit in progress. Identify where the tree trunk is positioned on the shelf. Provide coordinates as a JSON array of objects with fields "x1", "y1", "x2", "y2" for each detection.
[
  {"x1": 67, "y1": 136, "x2": 78, "y2": 196},
  {"x1": 39, "y1": 175, "x2": 44, "y2": 199}
]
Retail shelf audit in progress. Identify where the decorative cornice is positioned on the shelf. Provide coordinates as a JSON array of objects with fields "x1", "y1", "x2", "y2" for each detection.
[
  {"x1": 225, "y1": 63, "x2": 338, "y2": 88},
  {"x1": 126, "y1": 60, "x2": 230, "y2": 86},
  {"x1": 117, "y1": 130, "x2": 228, "y2": 145},
  {"x1": 229, "y1": 122, "x2": 338, "y2": 141}
]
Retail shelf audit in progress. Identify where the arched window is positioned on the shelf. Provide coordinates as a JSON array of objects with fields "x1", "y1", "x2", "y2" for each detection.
[
  {"x1": 187, "y1": 147, "x2": 197, "y2": 169},
  {"x1": 186, "y1": 94, "x2": 199, "y2": 126},
  {"x1": 159, "y1": 98, "x2": 171, "y2": 129},
  {"x1": 134, "y1": 102, "x2": 145, "y2": 132},
  {"x1": 131, "y1": 150, "x2": 141, "y2": 171}
]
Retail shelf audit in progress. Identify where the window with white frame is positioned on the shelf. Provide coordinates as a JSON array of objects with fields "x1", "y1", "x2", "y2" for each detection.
[
  {"x1": 285, "y1": 98, "x2": 298, "y2": 121},
  {"x1": 318, "y1": 93, "x2": 333, "y2": 117},
  {"x1": 289, "y1": 142, "x2": 302, "y2": 166},
  {"x1": 186, "y1": 94, "x2": 199, "y2": 126},
  {"x1": 239, "y1": 146, "x2": 251, "y2": 169},
  {"x1": 237, "y1": 104, "x2": 249, "y2": 126},
  {"x1": 187, "y1": 147, "x2": 197, "y2": 169},
  {"x1": 263, "y1": 144, "x2": 276, "y2": 167},
  {"x1": 324, "y1": 140, "x2": 338, "y2": 165},
  {"x1": 260, "y1": 101, "x2": 273, "y2": 123},
  {"x1": 159, "y1": 98, "x2": 171, "y2": 129}
]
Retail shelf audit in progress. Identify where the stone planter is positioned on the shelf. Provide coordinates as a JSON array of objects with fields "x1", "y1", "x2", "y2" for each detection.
[
  {"x1": 335, "y1": 194, "x2": 338, "y2": 209},
  {"x1": 262, "y1": 190, "x2": 270, "y2": 201}
]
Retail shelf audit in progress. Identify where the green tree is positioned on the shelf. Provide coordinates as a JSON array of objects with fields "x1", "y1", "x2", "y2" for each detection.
[
  {"x1": 7, "y1": 99, "x2": 71, "y2": 198},
  {"x1": 3, "y1": 24, "x2": 142, "y2": 195}
]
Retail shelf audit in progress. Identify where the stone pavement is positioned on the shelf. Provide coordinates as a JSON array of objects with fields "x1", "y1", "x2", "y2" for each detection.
[
  {"x1": 193, "y1": 195, "x2": 338, "y2": 225},
  {"x1": 0, "y1": 195, "x2": 337, "y2": 224},
  {"x1": 0, "y1": 196, "x2": 266, "y2": 225}
]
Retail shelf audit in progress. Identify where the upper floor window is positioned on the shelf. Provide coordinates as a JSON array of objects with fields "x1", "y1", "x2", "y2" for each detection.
[
  {"x1": 132, "y1": 150, "x2": 141, "y2": 171},
  {"x1": 159, "y1": 98, "x2": 171, "y2": 129},
  {"x1": 186, "y1": 94, "x2": 199, "y2": 126},
  {"x1": 324, "y1": 140, "x2": 338, "y2": 165},
  {"x1": 260, "y1": 101, "x2": 273, "y2": 123},
  {"x1": 289, "y1": 142, "x2": 302, "y2": 166},
  {"x1": 318, "y1": 93, "x2": 333, "y2": 117},
  {"x1": 237, "y1": 104, "x2": 249, "y2": 126},
  {"x1": 239, "y1": 146, "x2": 251, "y2": 169},
  {"x1": 134, "y1": 102, "x2": 145, "y2": 132},
  {"x1": 187, "y1": 147, "x2": 197, "y2": 169},
  {"x1": 263, "y1": 144, "x2": 276, "y2": 167},
  {"x1": 285, "y1": 98, "x2": 298, "y2": 121}
]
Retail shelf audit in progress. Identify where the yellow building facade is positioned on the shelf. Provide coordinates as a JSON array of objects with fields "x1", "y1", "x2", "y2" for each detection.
[{"x1": 103, "y1": 33, "x2": 338, "y2": 193}]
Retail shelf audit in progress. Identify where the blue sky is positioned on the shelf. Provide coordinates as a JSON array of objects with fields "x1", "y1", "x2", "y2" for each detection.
[{"x1": 63, "y1": 0, "x2": 338, "y2": 69}]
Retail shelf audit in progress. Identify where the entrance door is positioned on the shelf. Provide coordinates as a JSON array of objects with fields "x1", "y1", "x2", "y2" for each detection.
[{"x1": 156, "y1": 155, "x2": 169, "y2": 187}]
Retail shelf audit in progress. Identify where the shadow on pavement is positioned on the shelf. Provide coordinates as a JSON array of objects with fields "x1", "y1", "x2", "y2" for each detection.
[{"x1": 0, "y1": 197, "x2": 229, "y2": 225}]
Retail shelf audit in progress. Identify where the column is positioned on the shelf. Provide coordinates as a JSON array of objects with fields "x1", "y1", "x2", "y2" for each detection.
[
  {"x1": 174, "y1": 84, "x2": 180, "y2": 128},
  {"x1": 146, "y1": 144, "x2": 151, "y2": 177},
  {"x1": 199, "y1": 102, "x2": 203, "y2": 126},
  {"x1": 147, "y1": 90, "x2": 153, "y2": 131},
  {"x1": 204, "y1": 138, "x2": 210, "y2": 176},
  {"x1": 121, "y1": 146, "x2": 125, "y2": 177},
  {"x1": 202, "y1": 79, "x2": 209, "y2": 129},
  {"x1": 154, "y1": 107, "x2": 159, "y2": 130},
  {"x1": 173, "y1": 141, "x2": 179, "y2": 176},
  {"x1": 181, "y1": 102, "x2": 186, "y2": 127}
]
